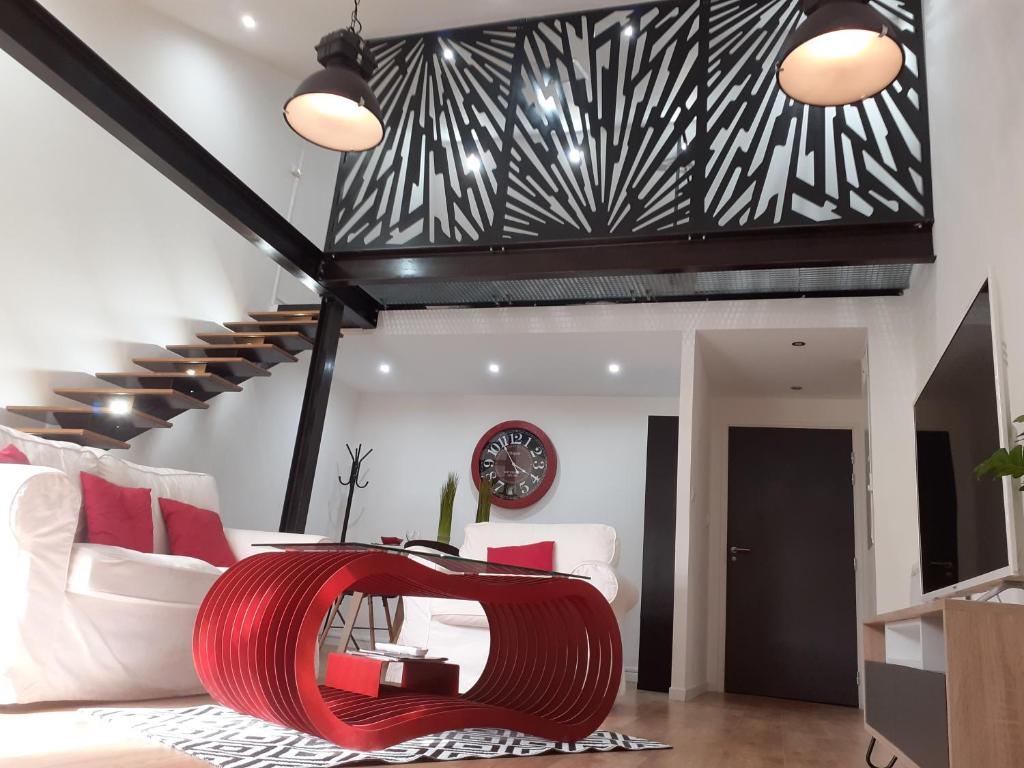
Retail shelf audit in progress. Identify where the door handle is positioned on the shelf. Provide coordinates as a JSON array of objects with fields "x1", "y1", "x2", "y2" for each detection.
[{"x1": 729, "y1": 546, "x2": 752, "y2": 555}]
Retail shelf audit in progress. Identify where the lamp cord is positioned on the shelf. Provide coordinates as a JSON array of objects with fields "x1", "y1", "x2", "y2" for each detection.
[{"x1": 350, "y1": 0, "x2": 363, "y2": 35}]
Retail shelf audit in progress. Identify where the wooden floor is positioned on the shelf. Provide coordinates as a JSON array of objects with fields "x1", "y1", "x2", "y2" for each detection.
[{"x1": 0, "y1": 688, "x2": 873, "y2": 767}]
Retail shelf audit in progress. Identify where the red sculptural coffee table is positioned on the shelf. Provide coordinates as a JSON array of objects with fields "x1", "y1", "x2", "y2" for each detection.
[{"x1": 193, "y1": 543, "x2": 621, "y2": 752}]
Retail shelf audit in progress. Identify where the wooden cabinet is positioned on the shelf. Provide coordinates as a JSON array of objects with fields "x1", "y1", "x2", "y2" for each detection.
[{"x1": 863, "y1": 599, "x2": 1024, "y2": 768}]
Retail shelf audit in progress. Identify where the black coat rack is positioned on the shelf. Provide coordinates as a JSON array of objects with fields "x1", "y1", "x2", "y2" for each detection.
[{"x1": 338, "y1": 443, "x2": 372, "y2": 543}]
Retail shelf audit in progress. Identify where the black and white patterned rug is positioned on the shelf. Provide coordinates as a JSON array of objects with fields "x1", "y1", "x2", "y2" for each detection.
[{"x1": 87, "y1": 704, "x2": 670, "y2": 766}]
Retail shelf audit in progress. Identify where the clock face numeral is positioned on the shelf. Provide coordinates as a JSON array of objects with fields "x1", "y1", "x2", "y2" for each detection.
[{"x1": 475, "y1": 424, "x2": 554, "y2": 506}]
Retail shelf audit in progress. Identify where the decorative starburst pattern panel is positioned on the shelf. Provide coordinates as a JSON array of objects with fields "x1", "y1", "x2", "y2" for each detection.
[
  {"x1": 704, "y1": 0, "x2": 929, "y2": 227},
  {"x1": 328, "y1": 0, "x2": 930, "y2": 250}
]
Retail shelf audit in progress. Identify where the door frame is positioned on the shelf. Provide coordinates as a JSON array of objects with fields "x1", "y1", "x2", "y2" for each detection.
[{"x1": 706, "y1": 403, "x2": 876, "y2": 707}]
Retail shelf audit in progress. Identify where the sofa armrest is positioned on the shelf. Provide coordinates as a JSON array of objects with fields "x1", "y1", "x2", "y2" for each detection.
[
  {"x1": 0, "y1": 465, "x2": 79, "y2": 559},
  {"x1": 223, "y1": 528, "x2": 331, "y2": 559},
  {"x1": 570, "y1": 560, "x2": 620, "y2": 604}
]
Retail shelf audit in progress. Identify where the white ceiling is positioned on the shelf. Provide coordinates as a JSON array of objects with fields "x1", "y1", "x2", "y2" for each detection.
[
  {"x1": 699, "y1": 328, "x2": 868, "y2": 400},
  {"x1": 141, "y1": 0, "x2": 660, "y2": 78},
  {"x1": 335, "y1": 330, "x2": 683, "y2": 397}
]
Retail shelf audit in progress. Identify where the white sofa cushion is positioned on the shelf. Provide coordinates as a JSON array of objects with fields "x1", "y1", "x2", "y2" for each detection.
[
  {"x1": 96, "y1": 454, "x2": 220, "y2": 555},
  {"x1": 431, "y1": 597, "x2": 488, "y2": 629},
  {"x1": 66, "y1": 543, "x2": 223, "y2": 605},
  {"x1": 460, "y1": 522, "x2": 617, "y2": 572}
]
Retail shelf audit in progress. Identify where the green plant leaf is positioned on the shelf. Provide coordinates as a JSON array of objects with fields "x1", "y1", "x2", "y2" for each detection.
[{"x1": 437, "y1": 473, "x2": 459, "y2": 544}]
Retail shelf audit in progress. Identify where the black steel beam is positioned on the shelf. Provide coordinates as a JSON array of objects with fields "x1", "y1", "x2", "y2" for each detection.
[
  {"x1": 323, "y1": 222, "x2": 933, "y2": 286},
  {"x1": 0, "y1": 0, "x2": 380, "y2": 328},
  {"x1": 280, "y1": 297, "x2": 345, "y2": 534}
]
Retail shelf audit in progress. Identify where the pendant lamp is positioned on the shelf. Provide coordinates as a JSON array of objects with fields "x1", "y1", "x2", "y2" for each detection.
[
  {"x1": 284, "y1": 0, "x2": 384, "y2": 152},
  {"x1": 777, "y1": 0, "x2": 905, "y2": 107}
]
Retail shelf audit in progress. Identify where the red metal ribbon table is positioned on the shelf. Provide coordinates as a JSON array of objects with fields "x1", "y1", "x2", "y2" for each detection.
[{"x1": 192, "y1": 543, "x2": 622, "y2": 751}]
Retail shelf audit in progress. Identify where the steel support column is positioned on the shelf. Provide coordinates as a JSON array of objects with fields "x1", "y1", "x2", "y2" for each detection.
[{"x1": 280, "y1": 297, "x2": 346, "y2": 533}]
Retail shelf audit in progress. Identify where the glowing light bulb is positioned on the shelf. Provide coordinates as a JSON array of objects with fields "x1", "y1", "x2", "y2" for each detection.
[
  {"x1": 466, "y1": 154, "x2": 481, "y2": 173},
  {"x1": 608, "y1": 363, "x2": 621, "y2": 374},
  {"x1": 241, "y1": 14, "x2": 257, "y2": 30},
  {"x1": 185, "y1": 368, "x2": 197, "y2": 376},
  {"x1": 801, "y1": 29, "x2": 877, "y2": 61},
  {"x1": 108, "y1": 398, "x2": 133, "y2": 415},
  {"x1": 623, "y1": 24, "x2": 634, "y2": 38},
  {"x1": 488, "y1": 363, "x2": 501, "y2": 374},
  {"x1": 379, "y1": 363, "x2": 391, "y2": 374},
  {"x1": 443, "y1": 47, "x2": 454, "y2": 61},
  {"x1": 568, "y1": 147, "x2": 583, "y2": 164}
]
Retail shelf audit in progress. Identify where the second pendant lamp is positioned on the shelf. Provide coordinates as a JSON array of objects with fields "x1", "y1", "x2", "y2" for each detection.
[{"x1": 284, "y1": 0, "x2": 384, "y2": 152}]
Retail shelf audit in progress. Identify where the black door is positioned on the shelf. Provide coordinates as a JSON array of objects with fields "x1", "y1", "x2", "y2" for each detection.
[
  {"x1": 638, "y1": 416, "x2": 679, "y2": 692},
  {"x1": 725, "y1": 427, "x2": 859, "y2": 707}
]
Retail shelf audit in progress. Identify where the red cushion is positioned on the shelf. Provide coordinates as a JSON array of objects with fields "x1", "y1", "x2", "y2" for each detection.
[
  {"x1": 159, "y1": 497, "x2": 237, "y2": 567},
  {"x1": 0, "y1": 444, "x2": 30, "y2": 465},
  {"x1": 81, "y1": 472, "x2": 153, "y2": 553},
  {"x1": 487, "y1": 541, "x2": 555, "y2": 572}
]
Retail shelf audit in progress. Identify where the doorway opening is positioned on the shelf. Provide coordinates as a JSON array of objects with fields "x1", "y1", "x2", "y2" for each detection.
[{"x1": 696, "y1": 328, "x2": 874, "y2": 707}]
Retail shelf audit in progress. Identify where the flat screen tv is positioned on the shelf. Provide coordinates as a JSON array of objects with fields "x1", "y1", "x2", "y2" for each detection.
[{"x1": 914, "y1": 282, "x2": 1021, "y2": 596}]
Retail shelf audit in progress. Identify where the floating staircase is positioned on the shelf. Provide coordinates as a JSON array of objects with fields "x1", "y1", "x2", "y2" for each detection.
[{"x1": 7, "y1": 307, "x2": 322, "y2": 450}]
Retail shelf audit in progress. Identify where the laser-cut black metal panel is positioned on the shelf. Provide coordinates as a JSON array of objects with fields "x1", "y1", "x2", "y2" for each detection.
[
  {"x1": 704, "y1": 0, "x2": 929, "y2": 228},
  {"x1": 327, "y1": 0, "x2": 931, "y2": 252}
]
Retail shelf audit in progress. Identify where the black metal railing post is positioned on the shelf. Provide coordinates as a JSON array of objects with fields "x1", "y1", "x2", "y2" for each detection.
[{"x1": 280, "y1": 297, "x2": 346, "y2": 533}]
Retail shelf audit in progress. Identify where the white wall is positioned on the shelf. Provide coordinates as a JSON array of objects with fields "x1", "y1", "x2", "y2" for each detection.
[
  {"x1": 333, "y1": 391, "x2": 679, "y2": 674},
  {"x1": 0, "y1": 0, "x2": 338, "y2": 530}
]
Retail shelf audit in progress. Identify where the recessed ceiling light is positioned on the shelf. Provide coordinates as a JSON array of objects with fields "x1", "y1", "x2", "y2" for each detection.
[
  {"x1": 792, "y1": 341, "x2": 807, "y2": 347},
  {"x1": 488, "y1": 363, "x2": 501, "y2": 374},
  {"x1": 240, "y1": 14, "x2": 257, "y2": 30},
  {"x1": 623, "y1": 24, "x2": 634, "y2": 37},
  {"x1": 185, "y1": 368, "x2": 197, "y2": 376},
  {"x1": 790, "y1": 385, "x2": 804, "y2": 391},
  {"x1": 535, "y1": 85, "x2": 558, "y2": 113},
  {"x1": 108, "y1": 398, "x2": 133, "y2": 415},
  {"x1": 568, "y1": 147, "x2": 583, "y2": 164},
  {"x1": 378, "y1": 363, "x2": 391, "y2": 374},
  {"x1": 443, "y1": 47, "x2": 454, "y2": 61},
  {"x1": 608, "y1": 363, "x2": 622, "y2": 374},
  {"x1": 466, "y1": 154, "x2": 481, "y2": 173}
]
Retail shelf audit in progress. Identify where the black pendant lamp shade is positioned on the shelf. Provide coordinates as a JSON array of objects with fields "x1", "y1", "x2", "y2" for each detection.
[
  {"x1": 777, "y1": 0, "x2": 904, "y2": 107},
  {"x1": 284, "y1": 28, "x2": 384, "y2": 152}
]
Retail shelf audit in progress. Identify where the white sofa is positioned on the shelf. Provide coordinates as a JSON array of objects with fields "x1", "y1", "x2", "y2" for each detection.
[
  {"x1": 396, "y1": 522, "x2": 637, "y2": 693},
  {"x1": 0, "y1": 425, "x2": 327, "y2": 704}
]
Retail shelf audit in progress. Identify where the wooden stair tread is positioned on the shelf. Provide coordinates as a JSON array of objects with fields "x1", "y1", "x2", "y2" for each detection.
[
  {"x1": 96, "y1": 371, "x2": 242, "y2": 393},
  {"x1": 132, "y1": 357, "x2": 271, "y2": 378},
  {"x1": 197, "y1": 331, "x2": 314, "y2": 354},
  {"x1": 7, "y1": 405, "x2": 171, "y2": 429},
  {"x1": 54, "y1": 388, "x2": 209, "y2": 410},
  {"x1": 249, "y1": 310, "x2": 319, "y2": 322},
  {"x1": 19, "y1": 428, "x2": 129, "y2": 451},
  {"x1": 167, "y1": 344, "x2": 297, "y2": 364},
  {"x1": 225, "y1": 319, "x2": 319, "y2": 335}
]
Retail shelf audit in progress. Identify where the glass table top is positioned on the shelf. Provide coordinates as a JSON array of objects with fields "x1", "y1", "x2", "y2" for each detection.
[{"x1": 256, "y1": 541, "x2": 588, "y2": 580}]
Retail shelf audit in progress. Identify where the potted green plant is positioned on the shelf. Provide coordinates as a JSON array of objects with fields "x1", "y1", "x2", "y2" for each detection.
[
  {"x1": 476, "y1": 478, "x2": 493, "y2": 524},
  {"x1": 975, "y1": 416, "x2": 1024, "y2": 487},
  {"x1": 437, "y1": 473, "x2": 459, "y2": 545}
]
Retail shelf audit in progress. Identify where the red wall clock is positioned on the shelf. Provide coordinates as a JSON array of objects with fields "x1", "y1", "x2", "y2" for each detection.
[{"x1": 472, "y1": 420, "x2": 557, "y2": 509}]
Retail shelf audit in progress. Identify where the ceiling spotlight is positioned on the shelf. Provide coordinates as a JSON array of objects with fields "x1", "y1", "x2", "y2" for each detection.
[
  {"x1": 378, "y1": 363, "x2": 391, "y2": 374},
  {"x1": 108, "y1": 398, "x2": 133, "y2": 416},
  {"x1": 792, "y1": 341, "x2": 807, "y2": 347},
  {"x1": 185, "y1": 368, "x2": 198, "y2": 376},
  {"x1": 568, "y1": 147, "x2": 583, "y2": 164},
  {"x1": 534, "y1": 85, "x2": 558, "y2": 113},
  {"x1": 623, "y1": 24, "x2": 635, "y2": 37},
  {"x1": 466, "y1": 154, "x2": 482, "y2": 173},
  {"x1": 777, "y1": 0, "x2": 904, "y2": 107},
  {"x1": 608, "y1": 363, "x2": 622, "y2": 374},
  {"x1": 488, "y1": 363, "x2": 501, "y2": 374},
  {"x1": 241, "y1": 14, "x2": 257, "y2": 30},
  {"x1": 284, "y1": 2, "x2": 384, "y2": 152},
  {"x1": 443, "y1": 47, "x2": 455, "y2": 61}
]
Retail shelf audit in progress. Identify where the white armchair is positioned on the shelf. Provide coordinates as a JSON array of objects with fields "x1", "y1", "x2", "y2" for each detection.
[
  {"x1": 0, "y1": 425, "x2": 328, "y2": 704},
  {"x1": 396, "y1": 522, "x2": 637, "y2": 693}
]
